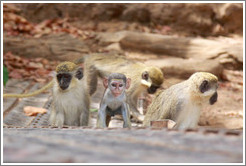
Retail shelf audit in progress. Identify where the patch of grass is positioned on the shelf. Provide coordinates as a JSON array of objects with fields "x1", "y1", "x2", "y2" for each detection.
[{"x1": 3, "y1": 65, "x2": 8, "y2": 86}]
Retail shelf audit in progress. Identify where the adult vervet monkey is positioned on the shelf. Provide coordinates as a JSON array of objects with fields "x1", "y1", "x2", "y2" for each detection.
[
  {"x1": 49, "y1": 61, "x2": 90, "y2": 127},
  {"x1": 4, "y1": 61, "x2": 90, "y2": 127},
  {"x1": 143, "y1": 72, "x2": 218, "y2": 129}
]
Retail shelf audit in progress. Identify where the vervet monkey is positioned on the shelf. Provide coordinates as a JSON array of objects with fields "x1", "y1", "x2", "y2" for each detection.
[
  {"x1": 49, "y1": 61, "x2": 90, "y2": 127},
  {"x1": 143, "y1": 72, "x2": 218, "y2": 129},
  {"x1": 3, "y1": 61, "x2": 90, "y2": 127},
  {"x1": 97, "y1": 73, "x2": 131, "y2": 128},
  {"x1": 75, "y1": 53, "x2": 164, "y2": 122}
]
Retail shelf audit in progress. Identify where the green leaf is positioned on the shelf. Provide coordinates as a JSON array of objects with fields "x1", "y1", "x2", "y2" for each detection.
[
  {"x1": 3, "y1": 65, "x2": 9, "y2": 86},
  {"x1": 90, "y1": 108, "x2": 98, "y2": 112}
]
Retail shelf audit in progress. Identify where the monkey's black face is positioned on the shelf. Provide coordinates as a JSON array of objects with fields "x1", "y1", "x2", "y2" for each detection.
[
  {"x1": 57, "y1": 73, "x2": 72, "y2": 90},
  {"x1": 209, "y1": 92, "x2": 218, "y2": 105},
  {"x1": 199, "y1": 80, "x2": 218, "y2": 105},
  {"x1": 147, "y1": 85, "x2": 159, "y2": 94}
]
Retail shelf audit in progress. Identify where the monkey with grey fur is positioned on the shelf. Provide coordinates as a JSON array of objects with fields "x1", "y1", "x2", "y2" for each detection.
[{"x1": 97, "y1": 73, "x2": 131, "y2": 128}]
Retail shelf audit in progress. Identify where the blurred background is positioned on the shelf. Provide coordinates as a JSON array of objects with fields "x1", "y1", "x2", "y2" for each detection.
[{"x1": 3, "y1": 3, "x2": 243, "y2": 129}]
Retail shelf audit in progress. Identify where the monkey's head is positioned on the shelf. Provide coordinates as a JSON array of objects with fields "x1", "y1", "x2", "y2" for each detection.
[
  {"x1": 189, "y1": 72, "x2": 218, "y2": 105},
  {"x1": 141, "y1": 66, "x2": 164, "y2": 94},
  {"x1": 55, "y1": 61, "x2": 83, "y2": 91},
  {"x1": 103, "y1": 73, "x2": 131, "y2": 98}
]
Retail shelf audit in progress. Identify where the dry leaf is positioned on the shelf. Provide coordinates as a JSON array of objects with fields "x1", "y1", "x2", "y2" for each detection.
[
  {"x1": 28, "y1": 62, "x2": 43, "y2": 69},
  {"x1": 4, "y1": 52, "x2": 59, "y2": 82},
  {"x1": 24, "y1": 106, "x2": 47, "y2": 116},
  {"x1": 8, "y1": 71, "x2": 22, "y2": 79},
  {"x1": 34, "y1": 78, "x2": 47, "y2": 83}
]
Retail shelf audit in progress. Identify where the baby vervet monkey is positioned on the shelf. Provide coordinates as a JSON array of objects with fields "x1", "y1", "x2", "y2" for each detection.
[
  {"x1": 143, "y1": 72, "x2": 218, "y2": 130},
  {"x1": 97, "y1": 73, "x2": 131, "y2": 128},
  {"x1": 49, "y1": 61, "x2": 90, "y2": 127},
  {"x1": 75, "y1": 53, "x2": 164, "y2": 122}
]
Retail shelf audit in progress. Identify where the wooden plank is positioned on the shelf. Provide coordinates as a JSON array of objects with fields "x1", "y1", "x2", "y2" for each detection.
[{"x1": 3, "y1": 128, "x2": 243, "y2": 163}]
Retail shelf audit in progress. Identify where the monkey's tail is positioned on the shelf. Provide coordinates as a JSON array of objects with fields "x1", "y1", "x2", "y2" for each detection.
[{"x1": 3, "y1": 80, "x2": 54, "y2": 98}]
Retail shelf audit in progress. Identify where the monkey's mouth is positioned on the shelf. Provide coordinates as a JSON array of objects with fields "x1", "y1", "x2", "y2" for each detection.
[
  {"x1": 60, "y1": 85, "x2": 69, "y2": 90},
  {"x1": 112, "y1": 92, "x2": 122, "y2": 97}
]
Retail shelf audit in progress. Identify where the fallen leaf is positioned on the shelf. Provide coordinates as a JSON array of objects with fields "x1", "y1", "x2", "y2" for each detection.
[
  {"x1": 35, "y1": 68, "x2": 50, "y2": 76},
  {"x1": 23, "y1": 106, "x2": 47, "y2": 116},
  {"x1": 28, "y1": 62, "x2": 44, "y2": 69},
  {"x1": 34, "y1": 78, "x2": 47, "y2": 83}
]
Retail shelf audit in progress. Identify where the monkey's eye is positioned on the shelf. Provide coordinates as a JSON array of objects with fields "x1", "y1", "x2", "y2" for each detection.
[
  {"x1": 119, "y1": 84, "x2": 123, "y2": 87},
  {"x1": 111, "y1": 83, "x2": 116, "y2": 87},
  {"x1": 57, "y1": 74, "x2": 62, "y2": 80},
  {"x1": 57, "y1": 74, "x2": 66, "y2": 81},
  {"x1": 199, "y1": 80, "x2": 210, "y2": 93},
  {"x1": 142, "y1": 71, "x2": 149, "y2": 81}
]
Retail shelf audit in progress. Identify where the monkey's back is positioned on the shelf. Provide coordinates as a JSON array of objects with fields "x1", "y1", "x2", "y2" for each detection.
[
  {"x1": 143, "y1": 81, "x2": 188, "y2": 126},
  {"x1": 85, "y1": 54, "x2": 143, "y2": 75}
]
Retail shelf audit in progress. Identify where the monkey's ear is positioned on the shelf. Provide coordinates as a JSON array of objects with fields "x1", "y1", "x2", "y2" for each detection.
[
  {"x1": 142, "y1": 71, "x2": 149, "y2": 80},
  {"x1": 103, "y1": 78, "x2": 108, "y2": 88},
  {"x1": 126, "y1": 78, "x2": 131, "y2": 89},
  {"x1": 75, "y1": 68, "x2": 83, "y2": 80}
]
